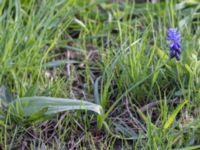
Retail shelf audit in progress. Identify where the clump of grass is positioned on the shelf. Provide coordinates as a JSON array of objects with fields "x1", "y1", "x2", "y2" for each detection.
[{"x1": 0, "y1": 0, "x2": 73, "y2": 96}]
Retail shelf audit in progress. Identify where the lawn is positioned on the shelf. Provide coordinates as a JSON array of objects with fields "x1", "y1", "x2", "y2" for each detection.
[{"x1": 0, "y1": 0, "x2": 200, "y2": 149}]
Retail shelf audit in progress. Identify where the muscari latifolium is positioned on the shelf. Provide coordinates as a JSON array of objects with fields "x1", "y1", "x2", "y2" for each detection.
[{"x1": 165, "y1": 28, "x2": 182, "y2": 61}]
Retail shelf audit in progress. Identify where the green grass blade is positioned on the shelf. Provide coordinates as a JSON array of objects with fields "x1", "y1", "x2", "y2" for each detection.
[
  {"x1": 43, "y1": 60, "x2": 79, "y2": 68},
  {"x1": 163, "y1": 99, "x2": 188, "y2": 129},
  {"x1": 173, "y1": 145, "x2": 200, "y2": 150}
]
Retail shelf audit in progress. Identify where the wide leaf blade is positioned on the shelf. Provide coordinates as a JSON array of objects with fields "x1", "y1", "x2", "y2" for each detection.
[{"x1": 9, "y1": 96, "x2": 103, "y2": 122}]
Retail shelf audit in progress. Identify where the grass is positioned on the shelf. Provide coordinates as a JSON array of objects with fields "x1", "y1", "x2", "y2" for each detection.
[{"x1": 0, "y1": 0, "x2": 200, "y2": 149}]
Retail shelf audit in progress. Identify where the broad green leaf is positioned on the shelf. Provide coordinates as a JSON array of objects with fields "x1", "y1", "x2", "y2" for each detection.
[
  {"x1": 9, "y1": 96, "x2": 103, "y2": 122},
  {"x1": 164, "y1": 99, "x2": 188, "y2": 129}
]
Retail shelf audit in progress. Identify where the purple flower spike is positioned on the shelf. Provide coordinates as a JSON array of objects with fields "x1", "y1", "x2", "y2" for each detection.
[{"x1": 165, "y1": 28, "x2": 182, "y2": 60}]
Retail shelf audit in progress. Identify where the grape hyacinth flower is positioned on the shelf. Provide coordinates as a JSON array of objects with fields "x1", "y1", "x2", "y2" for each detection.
[{"x1": 165, "y1": 28, "x2": 182, "y2": 60}]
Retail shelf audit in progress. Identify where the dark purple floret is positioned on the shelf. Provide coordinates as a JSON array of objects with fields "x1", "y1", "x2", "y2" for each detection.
[{"x1": 165, "y1": 28, "x2": 182, "y2": 60}]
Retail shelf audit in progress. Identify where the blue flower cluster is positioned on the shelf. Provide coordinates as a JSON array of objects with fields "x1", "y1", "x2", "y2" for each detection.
[{"x1": 165, "y1": 28, "x2": 182, "y2": 60}]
